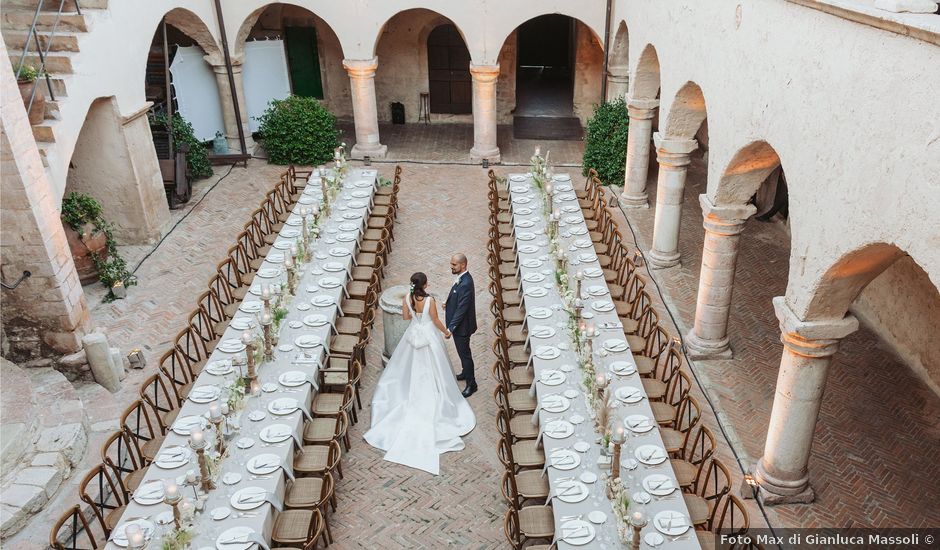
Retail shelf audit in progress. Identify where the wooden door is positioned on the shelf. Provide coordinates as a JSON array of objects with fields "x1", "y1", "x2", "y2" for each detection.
[
  {"x1": 427, "y1": 24, "x2": 471, "y2": 114},
  {"x1": 285, "y1": 26, "x2": 324, "y2": 99}
]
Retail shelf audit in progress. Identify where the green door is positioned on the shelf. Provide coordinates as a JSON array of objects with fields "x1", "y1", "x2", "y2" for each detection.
[{"x1": 285, "y1": 27, "x2": 324, "y2": 99}]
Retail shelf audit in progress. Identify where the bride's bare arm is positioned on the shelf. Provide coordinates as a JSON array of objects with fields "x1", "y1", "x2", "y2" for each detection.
[
  {"x1": 428, "y1": 299, "x2": 448, "y2": 334},
  {"x1": 402, "y1": 295, "x2": 412, "y2": 321}
]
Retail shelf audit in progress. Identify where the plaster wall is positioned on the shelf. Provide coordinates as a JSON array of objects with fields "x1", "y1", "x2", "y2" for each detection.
[
  {"x1": 572, "y1": 22, "x2": 604, "y2": 125},
  {"x1": 851, "y1": 257, "x2": 940, "y2": 394},
  {"x1": 613, "y1": 0, "x2": 940, "y2": 321}
]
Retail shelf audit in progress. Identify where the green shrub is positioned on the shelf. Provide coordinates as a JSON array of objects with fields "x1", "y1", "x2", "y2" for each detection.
[
  {"x1": 150, "y1": 113, "x2": 213, "y2": 179},
  {"x1": 582, "y1": 98, "x2": 630, "y2": 185},
  {"x1": 257, "y1": 95, "x2": 340, "y2": 165}
]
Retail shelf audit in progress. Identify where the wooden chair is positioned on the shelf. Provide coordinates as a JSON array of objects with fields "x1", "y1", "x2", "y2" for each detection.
[
  {"x1": 139, "y1": 373, "x2": 182, "y2": 433},
  {"x1": 78, "y1": 464, "x2": 128, "y2": 536},
  {"x1": 697, "y1": 494, "x2": 750, "y2": 549},
  {"x1": 158, "y1": 347, "x2": 197, "y2": 401},
  {"x1": 651, "y1": 370, "x2": 693, "y2": 425},
  {"x1": 642, "y1": 345, "x2": 682, "y2": 402},
  {"x1": 634, "y1": 325, "x2": 669, "y2": 377},
  {"x1": 100, "y1": 429, "x2": 148, "y2": 494},
  {"x1": 271, "y1": 508, "x2": 326, "y2": 549},
  {"x1": 50, "y1": 504, "x2": 103, "y2": 550},
  {"x1": 496, "y1": 424, "x2": 543, "y2": 472},
  {"x1": 671, "y1": 424, "x2": 716, "y2": 489},
  {"x1": 285, "y1": 472, "x2": 336, "y2": 545},
  {"x1": 304, "y1": 411, "x2": 351, "y2": 451},
  {"x1": 660, "y1": 395, "x2": 702, "y2": 454},
  {"x1": 294, "y1": 439, "x2": 343, "y2": 480},
  {"x1": 495, "y1": 402, "x2": 537, "y2": 442},
  {"x1": 120, "y1": 399, "x2": 164, "y2": 463},
  {"x1": 494, "y1": 417, "x2": 546, "y2": 501},
  {"x1": 311, "y1": 383, "x2": 355, "y2": 423},
  {"x1": 503, "y1": 507, "x2": 554, "y2": 550},
  {"x1": 685, "y1": 458, "x2": 732, "y2": 529},
  {"x1": 500, "y1": 470, "x2": 555, "y2": 542}
]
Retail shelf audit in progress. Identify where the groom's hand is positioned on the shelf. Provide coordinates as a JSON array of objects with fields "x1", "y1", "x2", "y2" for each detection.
[{"x1": 444, "y1": 329, "x2": 452, "y2": 339}]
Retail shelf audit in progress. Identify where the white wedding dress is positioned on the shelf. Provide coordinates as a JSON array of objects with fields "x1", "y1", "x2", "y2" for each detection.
[{"x1": 364, "y1": 296, "x2": 476, "y2": 475}]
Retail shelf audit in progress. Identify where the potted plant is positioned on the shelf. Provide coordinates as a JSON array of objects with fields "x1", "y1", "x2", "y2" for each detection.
[{"x1": 16, "y1": 65, "x2": 47, "y2": 125}]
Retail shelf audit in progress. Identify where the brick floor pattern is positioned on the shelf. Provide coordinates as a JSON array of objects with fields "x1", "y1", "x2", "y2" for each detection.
[{"x1": 621, "y1": 159, "x2": 940, "y2": 529}]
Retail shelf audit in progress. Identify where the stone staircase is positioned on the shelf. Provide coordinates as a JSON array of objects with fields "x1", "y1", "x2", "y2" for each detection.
[{"x1": 1, "y1": 0, "x2": 109, "y2": 167}]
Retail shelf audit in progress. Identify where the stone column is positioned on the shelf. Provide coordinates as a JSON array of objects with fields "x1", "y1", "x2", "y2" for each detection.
[
  {"x1": 648, "y1": 133, "x2": 697, "y2": 268},
  {"x1": 755, "y1": 297, "x2": 859, "y2": 504},
  {"x1": 684, "y1": 196, "x2": 756, "y2": 359},
  {"x1": 605, "y1": 65, "x2": 629, "y2": 102},
  {"x1": 469, "y1": 64, "x2": 501, "y2": 163},
  {"x1": 205, "y1": 53, "x2": 255, "y2": 153},
  {"x1": 343, "y1": 58, "x2": 387, "y2": 159},
  {"x1": 620, "y1": 97, "x2": 658, "y2": 208}
]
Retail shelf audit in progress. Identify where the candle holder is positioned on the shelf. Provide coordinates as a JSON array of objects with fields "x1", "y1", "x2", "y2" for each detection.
[
  {"x1": 611, "y1": 427, "x2": 626, "y2": 480},
  {"x1": 630, "y1": 510, "x2": 648, "y2": 550},
  {"x1": 261, "y1": 312, "x2": 274, "y2": 361},
  {"x1": 209, "y1": 412, "x2": 226, "y2": 456},
  {"x1": 574, "y1": 298, "x2": 583, "y2": 321},
  {"x1": 190, "y1": 437, "x2": 215, "y2": 493},
  {"x1": 595, "y1": 373, "x2": 609, "y2": 401},
  {"x1": 243, "y1": 334, "x2": 258, "y2": 382},
  {"x1": 124, "y1": 523, "x2": 145, "y2": 550},
  {"x1": 162, "y1": 479, "x2": 183, "y2": 530}
]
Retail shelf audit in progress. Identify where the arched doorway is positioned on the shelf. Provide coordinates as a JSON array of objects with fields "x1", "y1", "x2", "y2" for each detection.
[{"x1": 426, "y1": 24, "x2": 471, "y2": 114}]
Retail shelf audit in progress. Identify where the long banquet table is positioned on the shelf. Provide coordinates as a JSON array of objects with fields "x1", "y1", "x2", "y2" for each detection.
[
  {"x1": 105, "y1": 168, "x2": 378, "y2": 550},
  {"x1": 507, "y1": 172, "x2": 700, "y2": 549}
]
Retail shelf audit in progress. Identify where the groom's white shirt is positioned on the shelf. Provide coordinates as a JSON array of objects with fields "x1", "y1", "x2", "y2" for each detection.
[{"x1": 453, "y1": 270, "x2": 468, "y2": 289}]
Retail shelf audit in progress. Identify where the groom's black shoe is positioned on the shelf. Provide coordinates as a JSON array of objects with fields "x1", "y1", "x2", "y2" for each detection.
[
  {"x1": 461, "y1": 384, "x2": 477, "y2": 398},
  {"x1": 456, "y1": 373, "x2": 466, "y2": 381}
]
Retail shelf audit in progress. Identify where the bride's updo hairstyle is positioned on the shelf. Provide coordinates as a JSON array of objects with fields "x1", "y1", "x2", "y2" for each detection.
[{"x1": 410, "y1": 272, "x2": 429, "y2": 310}]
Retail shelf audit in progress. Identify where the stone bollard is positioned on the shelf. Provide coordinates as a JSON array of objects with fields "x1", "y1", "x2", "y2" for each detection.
[
  {"x1": 82, "y1": 333, "x2": 121, "y2": 392},
  {"x1": 110, "y1": 347, "x2": 127, "y2": 381},
  {"x1": 379, "y1": 285, "x2": 410, "y2": 366}
]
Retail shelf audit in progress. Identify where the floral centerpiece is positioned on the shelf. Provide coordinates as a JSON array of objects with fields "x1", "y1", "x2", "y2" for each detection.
[
  {"x1": 608, "y1": 477, "x2": 633, "y2": 542},
  {"x1": 159, "y1": 526, "x2": 193, "y2": 550}
]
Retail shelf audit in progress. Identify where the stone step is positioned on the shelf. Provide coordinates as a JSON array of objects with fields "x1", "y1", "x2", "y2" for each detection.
[
  {"x1": 9, "y1": 51, "x2": 74, "y2": 74},
  {"x1": 2, "y1": 0, "x2": 108, "y2": 11},
  {"x1": 1, "y1": 30, "x2": 81, "y2": 52},
  {"x1": 32, "y1": 123, "x2": 56, "y2": 143},
  {"x1": 1, "y1": 11, "x2": 88, "y2": 33}
]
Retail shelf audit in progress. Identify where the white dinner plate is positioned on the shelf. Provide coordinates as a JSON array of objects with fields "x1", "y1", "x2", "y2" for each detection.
[
  {"x1": 633, "y1": 491, "x2": 652, "y2": 504},
  {"x1": 510, "y1": 175, "x2": 527, "y2": 182},
  {"x1": 530, "y1": 325, "x2": 556, "y2": 339},
  {"x1": 284, "y1": 216, "x2": 302, "y2": 227},
  {"x1": 172, "y1": 415, "x2": 207, "y2": 436},
  {"x1": 512, "y1": 196, "x2": 532, "y2": 204},
  {"x1": 653, "y1": 510, "x2": 691, "y2": 536},
  {"x1": 515, "y1": 219, "x2": 535, "y2": 228},
  {"x1": 586, "y1": 285, "x2": 608, "y2": 296},
  {"x1": 218, "y1": 338, "x2": 247, "y2": 353},
  {"x1": 347, "y1": 200, "x2": 367, "y2": 209},
  {"x1": 230, "y1": 488, "x2": 267, "y2": 511},
  {"x1": 246, "y1": 454, "x2": 281, "y2": 475},
  {"x1": 329, "y1": 247, "x2": 351, "y2": 257},
  {"x1": 302, "y1": 314, "x2": 329, "y2": 327},
  {"x1": 319, "y1": 277, "x2": 342, "y2": 289},
  {"x1": 516, "y1": 207, "x2": 533, "y2": 215},
  {"x1": 518, "y1": 245, "x2": 540, "y2": 254},
  {"x1": 579, "y1": 253, "x2": 599, "y2": 263},
  {"x1": 338, "y1": 222, "x2": 358, "y2": 232},
  {"x1": 610, "y1": 361, "x2": 636, "y2": 375},
  {"x1": 541, "y1": 394, "x2": 570, "y2": 413},
  {"x1": 354, "y1": 180, "x2": 373, "y2": 188},
  {"x1": 564, "y1": 216, "x2": 581, "y2": 224},
  {"x1": 323, "y1": 262, "x2": 345, "y2": 272},
  {"x1": 643, "y1": 474, "x2": 677, "y2": 496},
  {"x1": 188, "y1": 385, "x2": 220, "y2": 404},
  {"x1": 635, "y1": 444, "x2": 668, "y2": 465},
  {"x1": 336, "y1": 233, "x2": 356, "y2": 242},
  {"x1": 311, "y1": 296, "x2": 335, "y2": 308},
  {"x1": 154, "y1": 446, "x2": 192, "y2": 469},
  {"x1": 205, "y1": 360, "x2": 233, "y2": 376},
  {"x1": 534, "y1": 346, "x2": 560, "y2": 360},
  {"x1": 281, "y1": 229, "x2": 300, "y2": 239},
  {"x1": 529, "y1": 307, "x2": 552, "y2": 319},
  {"x1": 539, "y1": 369, "x2": 566, "y2": 386},
  {"x1": 268, "y1": 398, "x2": 299, "y2": 416},
  {"x1": 273, "y1": 240, "x2": 293, "y2": 250},
  {"x1": 517, "y1": 232, "x2": 537, "y2": 242},
  {"x1": 552, "y1": 174, "x2": 572, "y2": 182},
  {"x1": 294, "y1": 334, "x2": 322, "y2": 348},
  {"x1": 549, "y1": 449, "x2": 581, "y2": 470},
  {"x1": 132, "y1": 481, "x2": 164, "y2": 505},
  {"x1": 573, "y1": 440, "x2": 591, "y2": 453},
  {"x1": 588, "y1": 511, "x2": 607, "y2": 524},
  {"x1": 256, "y1": 268, "x2": 281, "y2": 279},
  {"x1": 524, "y1": 287, "x2": 548, "y2": 298},
  {"x1": 559, "y1": 519, "x2": 595, "y2": 545},
  {"x1": 262, "y1": 382, "x2": 278, "y2": 393},
  {"x1": 342, "y1": 212, "x2": 362, "y2": 220},
  {"x1": 556, "y1": 480, "x2": 589, "y2": 503},
  {"x1": 229, "y1": 317, "x2": 254, "y2": 331},
  {"x1": 583, "y1": 267, "x2": 603, "y2": 278},
  {"x1": 110, "y1": 519, "x2": 154, "y2": 547},
  {"x1": 592, "y1": 301, "x2": 615, "y2": 313},
  {"x1": 615, "y1": 386, "x2": 644, "y2": 404},
  {"x1": 580, "y1": 470, "x2": 598, "y2": 483},
  {"x1": 543, "y1": 419, "x2": 574, "y2": 439},
  {"x1": 523, "y1": 272, "x2": 546, "y2": 283},
  {"x1": 238, "y1": 301, "x2": 263, "y2": 314},
  {"x1": 569, "y1": 225, "x2": 588, "y2": 235},
  {"x1": 296, "y1": 303, "x2": 311, "y2": 311},
  {"x1": 572, "y1": 238, "x2": 593, "y2": 249},
  {"x1": 624, "y1": 415, "x2": 655, "y2": 433},
  {"x1": 603, "y1": 339, "x2": 629, "y2": 353},
  {"x1": 351, "y1": 190, "x2": 370, "y2": 198},
  {"x1": 279, "y1": 371, "x2": 308, "y2": 387},
  {"x1": 259, "y1": 424, "x2": 293, "y2": 443}
]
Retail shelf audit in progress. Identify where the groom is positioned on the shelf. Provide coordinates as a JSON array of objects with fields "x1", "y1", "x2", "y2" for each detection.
[{"x1": 444, "y1": 253, "x2": 478, "y2": 397}]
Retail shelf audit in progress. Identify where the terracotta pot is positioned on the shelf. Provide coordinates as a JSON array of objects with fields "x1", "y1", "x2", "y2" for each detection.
[
  {"x1": 64, "y1": 222, "x2": 109, "y2": 284},
  {"x1": 18, "y1": 79, "x2": 46, "y2": 125}
]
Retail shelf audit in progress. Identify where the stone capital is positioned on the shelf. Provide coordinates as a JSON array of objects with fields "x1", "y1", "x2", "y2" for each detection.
[
  {"x1": 654, "y1": 133, "x2": 697, "y2": 167},
  {"x1": 626, "y1": 96, "x2": 659, "y2": 112},
  {"x1": 470, "y1": 64, "x2": 500, "y2": 83},
  {"x1": 699, "y1": 194, "x2": 757, "y2": 235},
  {"x1": 343, "y1": 57, "x2": 379, "y2": 78},
  {"x1": 773, "y1": 297, "x2": 859, "y2": 357},
  {"x1": 203, "y1": 52, "x2": 244, "y2": 68}
]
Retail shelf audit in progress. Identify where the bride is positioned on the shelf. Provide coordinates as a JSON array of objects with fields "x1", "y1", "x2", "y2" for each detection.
[{"x1": 364, "y1": 272, "x2": 476, "y2": 475}]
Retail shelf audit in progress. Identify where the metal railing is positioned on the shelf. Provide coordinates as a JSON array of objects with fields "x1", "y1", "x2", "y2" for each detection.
[{"x1": 13, "y1": 0, "x2": 83, "y2": 116}]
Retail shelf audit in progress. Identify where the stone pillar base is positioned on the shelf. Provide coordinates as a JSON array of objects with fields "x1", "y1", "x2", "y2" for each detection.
[
  {"x1": 619, "y1": 191, "x2": 649, "y2": 208},
  {"x1": 647, "y1": 249, "x2": 681, "y2": 269},
  {"x1": 470, "y1": 147, "x2": 501, "y2": 163},
  {"x1": 758, "y1": 484, "x2": 815, "y2": 505},
  {"x1": 684, "y1": 330, "x2": 733, "y2": 359},
  {"x1": 351, "y1": 143, "x2": 387, "y2": 159}
]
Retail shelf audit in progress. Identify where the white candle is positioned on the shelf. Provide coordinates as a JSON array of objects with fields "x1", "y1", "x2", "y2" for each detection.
[
  {"x1": 189, "y1": 429, "x2": 204, "y2": 448},
  {"x1": 180, "y1": 499, "x2": 195, "y2": 519},
  {"x1": 125, "y1": 523, "x2": 143, "y2": 547},
  {"x1": 185, "y1": 469, "x2": 196, "y2": 483},
  {"x1": 284, "y1": 255, "x2": 294, "y2": 269},
  {"x1": 615, "y1": 425, "x2": 626, "y2": 443},
  {"x1": 163, "y1": 478, "x2": 180, "y2": 500},
  {"x1": 261, "y1": 284, "x2": 270, "y2": 300},
  {"x1": 241, "y1": 330, "x2": 253, "y2": 345},
  {"x1": 261, "y1": 312, "x2": 272, "y2": 325},
  {"x1": 576, "y1": 270, "x2": 584, "y2": 280},
  {"x1": 221, "y1": 403, "x2": 229, "y2": 415},
  {"x1": 209, "y1": 403, "x2": 221, "y2": 420},
  {"x1": 545, "y1": 183, "x2": 553, "y2": 195},
  {"x1": 596, "y1": 372, "x2": 607, "y2": 387}
]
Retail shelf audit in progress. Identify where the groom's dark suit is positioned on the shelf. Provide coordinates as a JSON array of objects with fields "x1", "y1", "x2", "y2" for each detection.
[{"x1": 445, "y1": 272, "x2": 478, "y2": 388}]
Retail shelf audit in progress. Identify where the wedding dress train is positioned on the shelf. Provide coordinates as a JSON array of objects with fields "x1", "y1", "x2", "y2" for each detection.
[{"x1": 364, "y1": 297, "x2": 476, "y2": 475}]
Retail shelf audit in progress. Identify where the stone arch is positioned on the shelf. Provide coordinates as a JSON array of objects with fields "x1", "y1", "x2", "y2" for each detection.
[
  {"x1": 609, "y1": 20, "x2": 629, "y2": 68},
  {"x1": 491, "y1": 11, "x2": 604, "y2": 60},
  {"x1": 371, "y1": 7, "x2": 473, "y2": 60},
  {"x1": 630, "y1": 43, "x2": 660, "y2": 100},
  {"x1": 663, "y1": 80, "x2": 707, "y2": 140},
  {"x1": 233, "y1": 2, "x2": 345, "y2": 59},
  {"x1": 160, "y1": 7, "x2": 222, "y2": 59},
  {"x1": 802, "y1": 243, "x2": 938, "y2": 320},
  {"x1": 714, "y1": 140, "x2": 783, "y2": 205}
]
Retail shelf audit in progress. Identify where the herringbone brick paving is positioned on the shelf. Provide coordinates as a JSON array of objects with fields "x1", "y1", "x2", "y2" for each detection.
[{"x1": 619, "y1": 157, "x2": 940, "y2": 529}]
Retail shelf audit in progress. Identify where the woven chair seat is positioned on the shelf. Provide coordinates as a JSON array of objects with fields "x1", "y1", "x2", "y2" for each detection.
[
  {"x1": 496, "y1": 212, "x2": 512, "y2": 223},
  {"x1": 286, "y1": 477, "x2": 324, "y2": 508},
  {"x1": 497, "y1": 189, "x2": 510, "y2": 200},
  {"x1": 372, "y1": 205, "x2": 391, "y2": 217},
  {"x1": 501, "y1": 276, "x2": 520, "y2": 291},
  {"x1": 376, "y1": 186, "x2": 393, "y2": 196},
  {"x1": 516, "y1": 470, "x2": 550, "y2": 499},
  {"x1": 335, "y1": 316, "x2": 362, "y2": 336},
  {"x1": 249, "y1": 257, "x2": 265, "y2": 271},
  {"x1": 502, "y1": 291, "x2": 521, "y2": 307},
  {"x1": 367, "y1": 217, "x2": 386, "y2": 230},
  {"x1": 641, "y1": 378, "x2": 666, "y2": 401},
  {"x1": 352, "y1": 266, "x2": 373, "y2": 281},
  {"x1": 512, "y1": 440, "x2": 545, "y2": 468},
  {"x1": 374, "y1": 195, "x2": 393, "y2": 206},
  {"x1": 105, "y1": 505, "x2": 126, "y2": 530},
  {"x1": 660, "y1": 427, "x2": 684, "y2": 454},
  {"x1": 273, "y1": 509, "x2": 314, "y2": 544},
  {"x1": 303, "y1": 419, "x2": 337, "y2": 445},
  {"x1": 498, "y1": 236, "x2": 515, "y2": 249},
  {"x1": 356, "y1": 252, "x2": 377, "y2": 267},
  {"x1": 626, "y1": 334, "x2": 646, "y2": 351},
  {"x1": 506, "y1": 324, "x2": 526, "y2": 343},
  {"x1": 342, "y1": 299, "x2": 367, "y2": 316},
  {"x1": 295, "y1": 445, "x2": 332, "y2": 474},
  {"x1": 507, "y1": 345, "x2": 530, "y2": 366},
  {"x1": 508, "y1": 389, "x2": 536, "y2": 412},
  {"x1": 615, "y1": 302, "x2": 636, "y2": 322},
  {"x1": 499, "y1": 249, "x2": 517, "y2": 264},
  {"x1": 313, "y1": 393, "x2": 345, "y2": 416},
  {"x1": 684, "y1": 494, "x2": 711, "y2": 526},
  {"x1": 213, "y1": 320, "x2": 230, "y2": 336},
  {"x1": 596, "y1": 254, "x2": 612, "y2": 269},
  {"x1": 619, "y1": 320, "x2": 641, "y2": 339},
  {"x1": 575, "y1": 189, "x2": 589, "y2": 199},
  {"x1": 124, "y1": 466, "x2": 149, "y2": 492},
  {"x1": 331, "y1": 335, "x2": 358, "y2": 355},
  {"x1": 672, "y1": 459, "x2": 697, "y2": 488},
  {"x1": 232, "y1": 286, "x2": 250, "y2": 300},
  {"x1": 603, "y1": 268, "x2": 617, "y2": 282},
  {"x1": 651, "y1": 402, "x2": 676, "y2": 425},
  {"x1": 510, "y1": 414, "x2": 538, "y2": 439},
  {"x1": 498, "y1": 263, "x2": 517, "y2": 277},
  {"x1": 160, "y1": 408, "x2": 181, "y2": 428},
  {"x1": 498, "y1": 199, "x2": 511, "y2": 211},
  {"x1": 264, "y1": 233, "x2": 278, "y2": 245},
  {"x1": 223, "y1": 303, "x2": 239, "y2": 318},
  {"x1": 585, "y1": 219, "x2": 598, "y2": 231},
  {"x1": 697, "y1": 532, "x2": 716, "y2": 550},
  {"x1": 360, "y1": 240, "x2": 380, "y2": 253},
  {"x1": 520, "y1": 505, "x2": 555, "y2": 538},
  {"x1": 509, "y1": 367, "x2": 534, "y2": 388},
  {"x1": 271, "y1": 222, "x2": 285, "y2": 233},
  {"x1": 594, "y1": 243, "x2": 609, "y2": 256},
  {"x1": 347, "y1": 280, "x2": 370, "y2": 299},
  {"x1": 634, "y1": 355, "x2": 656, "y2": 376},
  {"x1": 578, "y1": 199, "x2": 593, "y2": 209},
  {"x1": 502, "y1": 306, "x2": 526, "y2": 324},
  {"x1": 590, "y1": 231, "x2": 603, "y2": 243},
  {"x1": 141, "y1": 434, "x2": 166, "y2": 462},
  {"x1": 363, "y1": 228, "x2": 383, "y2": 241},
  {"x1": 498, "y1": 223, "x2": 514, "y2": 236}
]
